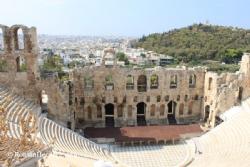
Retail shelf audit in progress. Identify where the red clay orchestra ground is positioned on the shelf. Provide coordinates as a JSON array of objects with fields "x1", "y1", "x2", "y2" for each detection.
[{"x1": 85, "y1": 124, "x2": 202, "y2": 142}]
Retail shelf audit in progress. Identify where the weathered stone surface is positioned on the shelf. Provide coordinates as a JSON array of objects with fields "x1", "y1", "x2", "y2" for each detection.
[{"x1": 1, "y1": 24, "x2": 250, "y2": 129}]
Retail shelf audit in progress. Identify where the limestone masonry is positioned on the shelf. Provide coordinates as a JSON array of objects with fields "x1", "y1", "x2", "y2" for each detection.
[{"x1": 0, "y1": 24, "x2": 249, "y2": 129}]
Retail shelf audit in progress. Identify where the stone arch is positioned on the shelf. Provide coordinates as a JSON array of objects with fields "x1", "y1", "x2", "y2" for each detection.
[
  {"x1": 10, "y1": 25, "x2": 29, "y2": 50},
  {"x1": 0, "y1": 25, "x2": 9, "y2": 52},
  {"x1": 126, "y1": 75, "x2": 134, "y2": 90},
  {"x1": 13, "y1": 27, "x2": 25, "y2": 50},
  {"x1": 150, "y1": 104, "x2": 156, "y2": 116},
  {"x1": 157, "y1": 95, "x2": 161, "y2": 102},
  {"x1": 179, "y1": 103, "x2": 184, "y2": 115},
  {"x1": 137, "y1": 75, "x2": 147, "y2": 92},
  {"x1": 136, "y1": 102, "x2": 146, "y2": 126},
  {"x1": 87, "y1": 106, "x2": 92, "y2": 120},
  {"x1": 189, "y1": 74, "x2": 196, "y2": 88},
  {"x1": 150, "y1": 74, "x2": 159, "y2": 89},
  {"x1": 105, "y1": 103, "x2": 114, "y2": 115},
  {"x1": 105, "y1": 103, "x2": 114, "y2": 127},
  {"x1": 15, "y1": 55, "x2": 27, "y2": 72},
  {"x1": 208, "y1": 77, "x2": 213, "y2": 90},
  {"x1": 204, "y1": 105, "x2": 210, "y2": 122},
  {"x1": 105, "y1": 74, "x2": 114, "y2": 90},
  {"x1": 188, "y1": 101, "x2": 193, "y2": 115},
  {"x1": 84, "y1": 76, "x2": 94, "y2": 90},
  {"x1": 117, "y1": 104, "x2": 123, "y2": 117},
  {"x1": 167, "y1": 100, "x2": 177, "y2": 124},
  {"x1": 127, "y1": 105, "x2": 133, "y2": 118},
  {"x1": 238, "y1": 86, "x2": 243, "y2": 101},
  {"x1": 96, "y1": 104, "x2": 102, "y2": 118},
  {"x1": 170, "y1": 75, "x2": 177, "y2": 88},
  {"x1": 160, "y1": 104, "x2": 165, "y2": 116}
]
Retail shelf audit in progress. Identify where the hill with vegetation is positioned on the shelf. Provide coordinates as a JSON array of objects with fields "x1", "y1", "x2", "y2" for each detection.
[{"x1": 133, "y1": 24, "x2": 250, "y2": 72}]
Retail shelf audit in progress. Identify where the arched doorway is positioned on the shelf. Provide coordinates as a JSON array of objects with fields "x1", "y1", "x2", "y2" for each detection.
[
  {"x1": 136, "y1": 102, "x2": 146, "y2": 126},
  {"x1": 238, "y1": 87, "x2": 243, "y2": 102},
  {"x1": 16, "y1": 57, "x2": 21, "y2": 72},
  {"x1": 167, "y1": 100, "x2": 177, "y2": 124},
  {"x1": 105, "y1": 103, "x2": 114, "y2": 127},
  {"x1": 204, "y1": 105, "x2": 210, "y2": 122}
]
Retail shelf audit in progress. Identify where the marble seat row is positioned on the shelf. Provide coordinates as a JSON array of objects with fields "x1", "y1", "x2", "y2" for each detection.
[
  {"x1": 0, "y1": 85, "x2": 118, "y2": 163},
  {"x1": 188, "y1": 99, "x2": 250, "y2": 167}
]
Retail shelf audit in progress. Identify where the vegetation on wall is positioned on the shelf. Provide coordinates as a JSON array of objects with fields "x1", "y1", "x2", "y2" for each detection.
[{"x1": 0, "y1": 60, "x2": 7, "y2": 72}]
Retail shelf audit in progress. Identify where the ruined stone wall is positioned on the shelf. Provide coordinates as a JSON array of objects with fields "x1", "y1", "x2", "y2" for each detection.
[
  {"x1": 0, "y1": 24, "x2": 70, "y2": 127},
  {"x1": 36, "y1": 79, "x2": 70, "y2": 126},
  {"x1": 204, "y1": 53, "x2": 250, "y2": 127},
  {"x1": 72, "y1": 65, "x2": 206, "y2": 128},
  {"x1": 0, "y1": 24, "x2": 39, "y2": 99},
  {"x1": 2, "y1": 24, "x2": 250, "y2": 129}
]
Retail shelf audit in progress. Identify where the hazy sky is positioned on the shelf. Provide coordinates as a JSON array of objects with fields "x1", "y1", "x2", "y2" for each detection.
[{"x1": 0, "y1": 0, "x2": 249, "y2": 37}]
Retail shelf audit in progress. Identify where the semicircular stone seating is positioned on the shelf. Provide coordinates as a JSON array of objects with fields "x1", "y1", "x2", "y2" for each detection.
[
  {"x1": 188, "y1": 98, "x2": 250, "y2": 167},
  {"x1": 0, "y1": 85, "x2": 118, "y2": 164}
]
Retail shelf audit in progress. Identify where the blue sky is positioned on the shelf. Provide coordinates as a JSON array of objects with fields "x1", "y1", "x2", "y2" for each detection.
[{"x1": 0, "y1": 0, "x2": 249, "y2": 37}]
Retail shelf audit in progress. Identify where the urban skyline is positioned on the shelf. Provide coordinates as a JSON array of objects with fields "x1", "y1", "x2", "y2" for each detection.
[{"x1": 0, "y1": 0, "x2": 250, "y2": 37}]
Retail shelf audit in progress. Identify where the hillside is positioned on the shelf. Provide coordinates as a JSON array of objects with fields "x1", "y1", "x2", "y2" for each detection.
[{"x1": 133, "y1": 24, "x2": 250, "y2": 65}]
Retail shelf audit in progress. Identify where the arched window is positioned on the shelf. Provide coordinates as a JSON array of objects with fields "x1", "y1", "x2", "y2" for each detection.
[
  {"x1": 146, "y1": 96, "x2": 150, "y2": 102},
  {"x1": 87, "y1": 106, "x2": 92, "y2": 119},
  {"x1": 150, "y1": 104, "x2": 156, "y2": 116},
  {"x1": 16, "y1": 56, "x2": 27, "y2": 72},
  {"x1": 179, "y1": 103, "x2": 184, "y2": 115},
  {"x1": 238, "y1": 87, "x2": 243, "y2": 101},
  {"x1": 84, "y1": 76, "x2": 94, "y2": 90},
  {"x1": 137, "y1": 75, "x2": 147, "y2": 92},
  {"x1": 128, "y1": 105, "x2": 133, "y2": 118},
  {"x1": 165, "y1": 95, "x2": 169, "y2": 101},
  {"x1": 177, "y1": 95, "x2": 180, "y2": 101},
  {"x1": 188, "y1": 102, "x2": 193, "y2": 115},
  {"x1": 194, "y1": 95, "x2": 199, "y2": 100},
  {"x1": 96, "y1": 105, "x2": 102, "y2": 118},
  {"x1": 126, "y1": 75, "x2": 134, "y2": 90},
  {"x1": 150, "y1": 74, "x2": 159, "y2": 89},
  {"x1": 170, "y1": 75, "x2": 177, "y2": 88},
  {"x1": 189, "y1": 74, "x2": 196, "y2": 88},
  {"x1": 184, "y1": 95, "x2": 188, "y2": 102},
  {"x1": 0, "y1": 28, "x2": 4, "y2": 51},
  {"x1": 14, "y1": 28, "x2": 24, "y2": 50},
  {"x1": 117, "y1": 104, "x2": 123, "y2": 117},
  {"x1": 105, "y1": 75, "x2": 114, "y2": 90},
  {"x1": 157, "y1": 95, "x2": 161, "y2": 102},
  {"x1": 123, "y1": 96, "x2": 126, "y2": 103},
  {"x1": 160, "y1": 104, "x2": 165, "y2": 116},
  {"x1": 114, "y1": 97, "x2": 118, "y2": 103},
  {"x1": 208, "y1": 77, "x2": 212, "y2": 90},
  {"x1": 80, "y1": 97, "x2": 85, "y2": 106},
  {"x1": 204, "y1": 105, "x2": 210, "y2": 122}
]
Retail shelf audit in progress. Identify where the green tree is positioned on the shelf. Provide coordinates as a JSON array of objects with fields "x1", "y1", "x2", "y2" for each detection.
[
  {"x1": 221, "y1": 49, "x2": 243, "y2": 64},
  {"x1": 134, "y1": 24, "x2": 250, "y2": 65},
  {"x1": 116, "y1": 52, "x2": 129, "y2": 65},
  {"x1": 42, "y1": 55, "x2": 63, "y2": 72}
]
